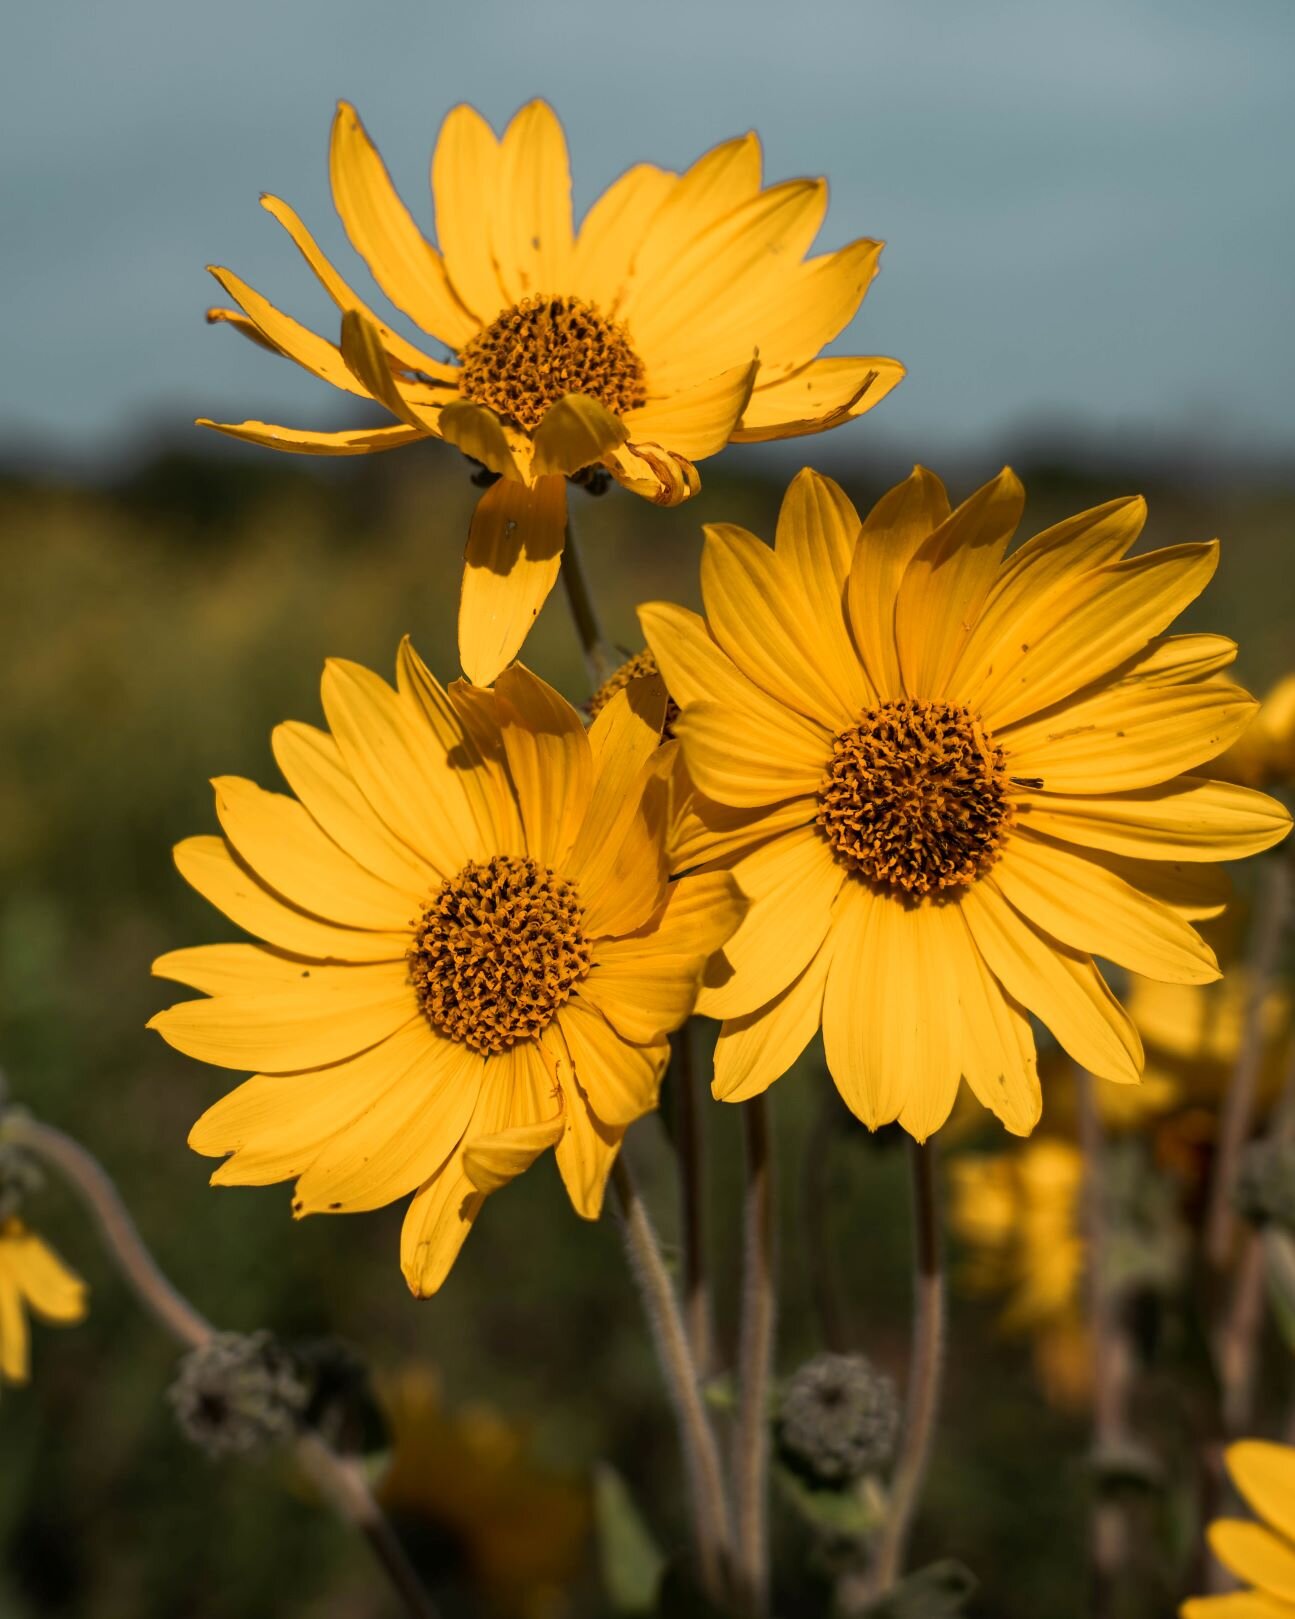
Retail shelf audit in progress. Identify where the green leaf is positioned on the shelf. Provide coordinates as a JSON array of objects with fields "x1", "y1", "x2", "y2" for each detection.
[{"x1": 594, "y1": 1463, "x2": 667, "y2": 1614}]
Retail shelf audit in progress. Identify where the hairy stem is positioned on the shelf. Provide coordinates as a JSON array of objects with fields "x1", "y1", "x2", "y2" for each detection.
[
  {"x1": 1078, "y1": 1068, "x2": 1134, "y2": 1617},
  {"x1": 1206, "y1": 853, "x2": 1292, "y2": 1271},
  {"x1": 559, "y1": 511, "x2": 616, "y2": 689},
  {"x1": 733, "y1": 1095, "x2": 777, "y2": 1618},
  {"x1": 803, "y1": 1090, "x2": 848, "y2": 1353},
  {"x1": 672, "y1": 1024, "x2": 713, "y2": 1379},
  {"x1": 3, "y1": 1113, "x2": 439, "y2": 1619},
  {"x1": 611, "y1": 1155, "x2": 733, "y2": 1607},
  {"x1": 867, "y1": 1137, "x2": 945, "y2": 1598}
]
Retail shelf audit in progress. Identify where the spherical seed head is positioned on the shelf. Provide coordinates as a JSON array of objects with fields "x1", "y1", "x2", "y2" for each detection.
[
  {"x1": 817, "y1": 699, "x2": 1012, "y2": 896},
  {"x1": 1234, "y1": 1138, "x2": 1295, "y2": 1232},
  {"x1": 777, "y1": 1352, "x2": 901, "y2": 1486},
  {"x1": 457, "y1": 293, "x2": 648, "y2": 433},
  {"x1": 0, "y1": 1144, "x2": 43, "y2": 1223},
  {"x1": 169, "y1": 1331, "x2": 309, "y2": 1458},
  {"x1": 408, "y1": 855, "x2": 591, "y2": 1055}
]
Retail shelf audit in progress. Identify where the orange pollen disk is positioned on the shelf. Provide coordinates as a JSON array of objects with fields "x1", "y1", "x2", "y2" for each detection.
[
  {"x1": 816, "y1": 699, "x2": 1012, "y2": 896},
  {"x1": 457, "y1": 293, "x2": 647, "y2": 432},
  {"x1": 408, "y1": 854, "x2": 591, "y2": 1055}
]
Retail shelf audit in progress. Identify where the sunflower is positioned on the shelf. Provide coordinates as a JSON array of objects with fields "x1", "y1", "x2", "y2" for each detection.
[
  {"x1": 200, "y1": 100, "x2": 903, "y2": 685},
  {"x1": 148, "y1": 643, "x2": 743, "y2": 1296},
  {"x1": 0, "y1": 1219, "x2": 87, "y2": 1388},
  {"x1": 641, "y1": 466, "x2": 1292, "y2": 1139},
  {"x1": 1215, "y1": 671, "x2": 1295, "y2": 788},
  {"x1": 1183, "y1": 1440, "x2": 1295, "y2": 1617}
]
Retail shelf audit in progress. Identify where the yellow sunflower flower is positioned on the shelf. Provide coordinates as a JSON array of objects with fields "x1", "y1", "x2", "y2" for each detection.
[
  {"x1": 1215, "y1": 672, "x2": 1295, "y2": 788},
  {"x1": 200, "y1": 100, "x2": 903, "y2": 684},
  {"x1": 0, "y1": 1219, "x2": 87, "y2": 1388},
  {"x1": 1183, "y1": 1440, "x2": 1295, "y2": 1617},
  {"x1": 147, "y1": 644, "x2": 743, "y2": 1296},
  {"x1": 641, "y1": 466, "x2": 1293, "y2": 1139}
]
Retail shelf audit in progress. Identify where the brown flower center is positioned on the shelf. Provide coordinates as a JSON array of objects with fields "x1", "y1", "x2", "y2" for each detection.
[
  {"x1": 408, "y1": 855, "x2": 591, "y2": 1054},
  {"x1": 816, "y1": 699, "x2": 1012, "y2": 896},
  {"x1": 587, "y1": 648, "x2": 680, "y2": 737},
  {"x1": 457, "y1": 294, "x2": 647, "y2": 432}
]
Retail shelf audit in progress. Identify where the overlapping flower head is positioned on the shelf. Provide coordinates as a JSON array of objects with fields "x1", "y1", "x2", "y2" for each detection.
[
  {"x1": 642, "y1": 466, "x2": 1293, "y2": 1139},
  {"x1": 0, "y1": 1219, "x2": 87, "y2": 1389},
  {"x1": 147, "y1": 643, "x2": 743, "y2": 1295},
  {"x1": 201, "y1": 100, "x2": 902, "y2": 684},
  {"x1": 1183, "y1": 1441, "x2": 1295, "y2": 1617}
]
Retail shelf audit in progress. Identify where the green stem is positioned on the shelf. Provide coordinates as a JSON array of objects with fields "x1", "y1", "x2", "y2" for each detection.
[
  {"x1": 672, "y1": 1025, "x2": 713, "y2": 1380},
  {"x1": 611, "y1": 1155, "x2": 734, "y2": 1607},
  {"x1": 867, "y1": 1137, "x2": 945, "y2": 1598},
  {"x1": 2, "y1": 1112, "x2": 440, "y2": 1619},
  {"x1": 733, "y1": 1094, "x2": 776, "y2": 1617},
  {"x1": 559, "y1": 509, "x2": 616, "y2": 689}
]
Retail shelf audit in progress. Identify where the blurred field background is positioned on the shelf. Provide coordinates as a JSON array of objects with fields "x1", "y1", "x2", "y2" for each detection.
[{"x1": 0, "y1": 437, "x2": 1291, "y2": 1618}]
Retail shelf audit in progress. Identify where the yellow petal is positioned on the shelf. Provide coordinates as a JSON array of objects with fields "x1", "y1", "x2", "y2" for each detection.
[
  {"x1": 774, "y1": 466, "x2": 861, "y2": 593},
  {"x1": 894, "y1": 468, "x2": 1024, "y2": 699},
  {"x1": 976, "y1": 542, "x2": 1221, "y2": 730},
  {"x1": 822, "y1": 884, "x2": 961, "y2": 1136},
  {"x1": 338, "y1": 309, "x2": 441, "y2": 430},
  {"x1": 697, "y1": 827, "x2": 842, "y2": 1019},
  {"x1": 670, "y1": 788, "x2": 817, "y2": 871},
  {"x1": 607, "y1": 441, "x2": 700, "y2": 506},
  {"x1": 192, "y1": 1021, "x2": 429, "y2": 1180},
  {"x1": 1084, "y1": 851, "x2": 1229, "y2": 919},
  {"x1": 590, "y1": 870, "x2": 746, "y2": 1021},
  {"x1": 198, "y1": 418, "x2": 427, "y2": 456},
  {"x1": 569, "y1": 162, "x2": 676, "y2": 310},
  {"x1": 206, "y1": 265, "x2": 367, "y2": 396},
  {"x1": 579, "y1": 957, "x2": 700, "y2": 1046},
  {"x1": 400, "y1": 1152, "x2": 484, "y2": 1297},
  {"x1": 961, "y1": 878, "x2": 1143, "y2": 1086},
  {"x1": 640, "y1": 600, "x2": 797, "y2": 718},
  {"x1": 944, "y1": 495, "x2": 1146, "y2": 703},
  {"x1": 847, "y1": 466, "x2": 951, "y2": 702},
  {"x1": 11, "y1": 1234, "x2": 87, "y2": 1325},
  {"x1": 723, "y1": 237, "x2": 884, "y2": 383},
  {"x1": 447, "y1": 680, "x2": 528, "y2": 856},
  {"x1": 1181, "y1": 1596, "x2": 1293, "y2": 1619},
  {"x1": 1013, "y1": 776, "x2": 1291, "y2": 861},
  {"x1": 292, "y1": 1032, "x2": 482, "y2": 1215},
  {"x1": 733, "y1": 357, "x2": 905, "y2": 442},
  {"x1": 212, "y1": 775, "x2": 417, "y2": 929},
  {"x1": 321, "y1": 658, "x2": 482, "y2": 875},
  {"x1": 0, "y1": 1273, "x2": 30, "y2": 1381},
  {"x1": 532, "y1": 393, "x2": 629, "y2": 478},
  {"x1": 437, "y1": 399, "x2": 522, "y2": 480},
  {"x1": 462, "y1": 1041, "x2": 564, "y2": 1194},
  {"x1": 672, "y1": 699, "x2": 829, "y2": 808},
  {"x1": 458, "y1": 475, "x2": 567, "y2": 687},
  {"x1": 1112, "y1": 632, "x2": 1238, "y2": 686},
  {"x1": 952, "y1": 911, "x2": 1041, "y2": 1136},
  {"x1": 259, "y1": 193, "x2": 454, "y2": 377},
  {"x1": 495, "y1": 664, "x2": 592, "y2": 866},
  {"x1": 329, "y1": 102, "x2": 476, "y2": 347},
  {"x1": 153, "y1": 943, "x2": 364, "y2": 995},
  {"x1": 1003, "y1": 680, "x2": 1258, "y2": 793},
  {"x1": 713, "y1": 939, "x2": 832, "y2": 1103},
  {"x1": 551, "y1": 1030, "x2": 627, "y2": 1219},
  {"x1": 150, "y1": 966, "x2": 415, "y2": 1073},
  {"x1": 493, "y1": 100, "x2": 574, "y2": 301},
  {"x1": 993, "y1": 831, "x2": 1219, "y2": 984},
  {"x1": 568, "y1": 703, "x2": 671, "y2": 936},
  {"x1": 272, "y1": 721, "x2": 438, "y2": 895},
  {"x1": 1209, "y1": 1522, "x2": 1295, "y2": 1604},
  {"x1": 431, "y1": 103, "x2": 510, "y2": 325},
  {"x1": 557, "y1": 999, "x2": 667, "y2": 1127},
  {"x1": 623, "y1": 360, "x2": 757, "y2": 461},
  {"x1": 701, "y1": 523, "x2": 862, "y2": 727},
  {"x1": 173, "y1": 836, "x2": 409, "y2": 961},
  {"x1": 1228, "y1": 1440, "x2": 1295, "y2": 1546}
]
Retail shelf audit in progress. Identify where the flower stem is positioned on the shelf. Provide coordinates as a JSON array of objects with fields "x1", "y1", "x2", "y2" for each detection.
[
  {"x1": 611, "y1": 1154, "x2": 734, "y2": 1607},
  {"x1": 2, "y1": 1112, "x2": 440, "y2": 1619},
  {"x1": 1205, "y1": 850, "x2": 1293, "y2": 1272},
  {"x1": 672, "y1": 1024, "x2": 714, "y2": 1379},
  {"x1": 733, "y1": 1094, "x2": 777, "y2": 1618},
  {"x1": 803, "y1": 1090, "x2": 848, "y2": 1352},
  {"x1": 559, "y1": 509, "x2": 616, "y2": 689},
  {"x1": 867, "y1": 1136, "x2": 945, "y2": 1598},
  {"x1": 1077, "y1": 1067, "x2": 1134, "y2": 1617}
]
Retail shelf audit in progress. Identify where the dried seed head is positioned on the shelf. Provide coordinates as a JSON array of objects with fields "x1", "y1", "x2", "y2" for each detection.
[
  {"x1": 458, "y1": 294, "x2": 647, "y2": 433},
  {"x1": 169, "y1": 1331, "x2": 309, "y2": 1458},
  {"x1": 817, "y1": 699, "x2": 1012, "y2": 895},
  {"x1": 777, "y1": 1352, "x2": 900, "y2": 1486}
]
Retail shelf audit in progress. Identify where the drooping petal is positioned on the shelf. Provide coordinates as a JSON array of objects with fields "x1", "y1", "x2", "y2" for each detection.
[
  {"x1": 623, "y1": 360, "x2": 757, "y2": 461},
  {"x1": 0, "y1": 1273, "x2": 30, "y2": 1381},
  {"x1": 11, "y1": 1235, "x2": 86, "y2": 1325},
  {"x1": 461, "y1": 1041, "x2": 564, "y2": 1194},
  {"x1": 206, "y1": 266, "x2": 368, "y2": 396},
  {"x1": 557, "y1": 998, "x2": 668, "y2": 1127},
  {"x1": 951, "y1": 910, "x2": 1041, "y2": 1137},
  {"x1": 458, "y1": 475, "x2": 567, "y2": 688},
  {"x1": 531, "y1": 394, "x2": 629, "y2": 477},
  {"x1": 550, "y1": 1027, "x2": 629, "y2": 1219},
  {"x1": 197, "y1": 419, "x2": 428, "y2": 456},
  {"x1": 733, "y1": 357, "x2": 905, "y2": 442},
  {"x1": 713, "y1": 939, "x2": 832, "y2": 1104},
  {"x1": 437, "y1": 400, "x2": 523, "y2": 481}
]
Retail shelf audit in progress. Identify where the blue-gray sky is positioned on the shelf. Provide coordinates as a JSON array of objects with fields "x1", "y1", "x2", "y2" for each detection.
[{"x1": 3, "y1": 0, "x2": 1293, "y2": 467}]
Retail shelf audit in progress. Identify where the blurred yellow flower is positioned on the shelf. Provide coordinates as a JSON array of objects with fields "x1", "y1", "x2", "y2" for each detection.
[
  {"x1": 148, "y1": 644, "x2": 743, "y2": 1295},
  {"x1": 1183, "y1": 1440, "x2": 1295, "y2": 1617},
  {"x1": 1214, "y1": 672, "x2": 1295, "y2": 788},
  {"x1": 0, "y1": 1219, "x2": 87, "y2": 1387},
  {"x1": 1128, "y1": 970, "x2": 1292, "y2": 1117},
  {"x1": 379, "y1": 1366, "x2": 590, "y2": 1619},
  {"x1": 202, "y1": 100, "x2": 902, "y2": 685},
  {"x1": 642, "y1": 466, "x2": 1291, "y2": 1140}
]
